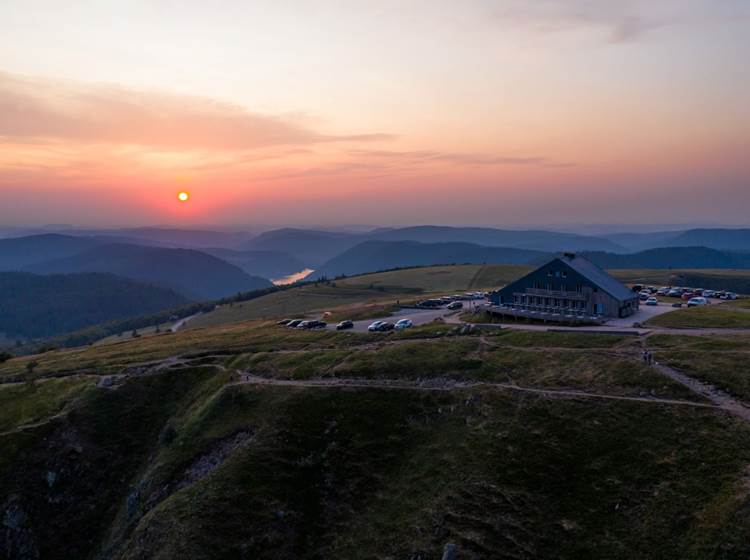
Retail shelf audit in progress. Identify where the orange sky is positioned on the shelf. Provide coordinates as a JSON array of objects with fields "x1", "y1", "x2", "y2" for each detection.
[{"x1": 1, "y1": 1, "x2": 749, "y2": 227}]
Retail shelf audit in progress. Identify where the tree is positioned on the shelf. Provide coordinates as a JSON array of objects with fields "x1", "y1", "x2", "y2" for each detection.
[
  {"x1": 0, "y1": 352, "x2": 12, "y2": 363},
  {"x1": 26, "y1": 360, "x2": 39, "y2": 374}
]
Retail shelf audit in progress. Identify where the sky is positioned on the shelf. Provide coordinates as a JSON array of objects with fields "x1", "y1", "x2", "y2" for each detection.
[{"x1": 1, "y1": 0, "x2": 749, "y2": 229}]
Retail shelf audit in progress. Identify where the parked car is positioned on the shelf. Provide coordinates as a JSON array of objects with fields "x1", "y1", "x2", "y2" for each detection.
[
  {"x1": 286, "y1": 319, "x2": 304, "y2": 328},
  {"x1": 702, "y1": 290, "x2": 715, "y2": 298},
  {"x1": 304, "y1": 320, "x2": 327, "y2": 329},
  {"x1": 681, "y1": 292, "x2": 695, "y2": 301},
  {"x1": 368, "y1": 321, "x2": 385, "y2": 332},
  {"x1": 645, "y1": 297, "x2": 659, "y2": 306},
  {"x1": 296, "y1": 320, "x2": 312, "y2": 329},
  {"x1": 671, "y1": 302, "x2": 684, "y2": 308},
  {"x1": 447, "y1": 301, "x2": 463, "y2": 310},
  {"x1": 667, "y1": 289, "x2": 683, "y2": 297},
  {"x1": 277, "y1": 319, "x2": 293, "y2": 325},
  {"x1": 394, "y1": 318, "x2": 413, "y2": 330},
  {"x1": 657, "y1": 287, "x2": 670, "y2": 296},
  {"x1": 639, "y1": 292, "x2": 650, "y2": 301},
  {"x1": 687, "y1": 297, "x2": 709, "y2": 307},
  {"x1": 336, "y1": 320, "x2": 354, "y2": 330},
  {"x1": 723, "y1": 292, "x2": 739, "y2": 300},
  {"x1": 379, "y1": 322, "x2": 395, "y2": 331}
]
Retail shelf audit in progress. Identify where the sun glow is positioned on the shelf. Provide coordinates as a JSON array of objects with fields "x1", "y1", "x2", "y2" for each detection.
[{"x1": 177, "y1": 191, "x2": 190, "y2": 202}]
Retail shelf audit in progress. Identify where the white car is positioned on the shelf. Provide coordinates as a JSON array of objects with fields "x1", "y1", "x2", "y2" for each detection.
[
  {"x1": 394, "y1": 318, "x2": 413, "y2": 330},
  {"x1": 368, "y1": 321, "x2": 386, "y2": 332},
  {"x1": 687, "y1": 297, "x2": 709, "y2": 307},
  {"x1": 645, "y1": 297, "x2": 659, "y2": 306}
]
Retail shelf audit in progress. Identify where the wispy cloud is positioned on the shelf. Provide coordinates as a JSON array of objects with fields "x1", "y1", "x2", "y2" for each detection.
[
  {"x1": 493, "y1": 0, "x2": 673, "y2": 43},
  {"x1": 0, "y1": 70, "x2": 393, "y2": 150},
  {"x1": 348, "y1": 149, "x2": 574, "y2": 168}
]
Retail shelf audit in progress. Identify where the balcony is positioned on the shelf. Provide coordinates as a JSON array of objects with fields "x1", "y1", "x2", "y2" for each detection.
[{"x1": 522, "y1": 288, "x2": 586, "y2": 300}]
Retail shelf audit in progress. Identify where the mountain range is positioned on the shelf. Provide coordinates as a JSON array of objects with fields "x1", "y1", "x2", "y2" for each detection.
[
  {"x1": 0, "y1": 272, "x2": 188, "y2": 339},
  {"x1": 23, "y1": 243, "x2": 271, "y2": 300}
]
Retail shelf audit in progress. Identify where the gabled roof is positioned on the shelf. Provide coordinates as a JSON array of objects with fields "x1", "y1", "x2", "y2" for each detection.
[{"x1": 557, "y1": 253, "x2": 636, "y2": 302}]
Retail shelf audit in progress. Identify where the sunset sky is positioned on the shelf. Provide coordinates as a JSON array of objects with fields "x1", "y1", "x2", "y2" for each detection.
[{"x1": 1, "y1": 0, "x2": 749, "y2": 228}]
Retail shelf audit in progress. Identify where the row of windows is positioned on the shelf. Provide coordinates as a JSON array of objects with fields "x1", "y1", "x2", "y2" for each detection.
[
  {"x1": 530, "y1": 281, "x2": 584, "y2": 293},
  {"x1": 514, "y1": 295, "x2": 586, "y2": 309}
]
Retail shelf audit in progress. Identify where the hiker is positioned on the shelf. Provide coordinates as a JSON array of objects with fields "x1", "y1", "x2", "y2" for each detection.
[{"x1": 642, "y1": 350, "x2": 648, "y2": 364}]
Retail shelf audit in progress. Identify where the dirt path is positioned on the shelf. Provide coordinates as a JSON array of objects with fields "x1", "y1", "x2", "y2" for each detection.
[
  {"x1": 650, "y1": 362, "x2": 750, "y2": 422},
  {"x1": 232, "y1": 374, "x2": 715, "y2": 409}
]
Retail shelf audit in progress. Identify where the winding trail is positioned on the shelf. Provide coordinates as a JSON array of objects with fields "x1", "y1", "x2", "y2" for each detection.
[
  {"x1": 651, "y1": 362, "x2": 750, "y2": 422},
  {"x1": 232, "y1": 374, "x2": 715, "y2": 409}
]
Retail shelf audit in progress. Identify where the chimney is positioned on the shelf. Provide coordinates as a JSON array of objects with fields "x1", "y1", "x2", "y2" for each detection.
[{"x1": 563, "y1": 252, "x2": 576, "y2": 259}]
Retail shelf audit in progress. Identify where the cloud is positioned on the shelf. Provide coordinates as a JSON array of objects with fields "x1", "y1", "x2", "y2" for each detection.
[
  {"x1": 0, "y1": 70, "x2": 393, "y2": 150},
  {"x1": 348, "y1": 149, "x2": 573, "y2": 168},
  {"x1": 493, "y1": 0, "x2": 671, "y2": 43}
]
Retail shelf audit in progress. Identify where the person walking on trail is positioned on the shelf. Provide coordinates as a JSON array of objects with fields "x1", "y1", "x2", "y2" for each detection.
[{"x1": 643, "y1": 350, "x2": 649, "y2": 364}]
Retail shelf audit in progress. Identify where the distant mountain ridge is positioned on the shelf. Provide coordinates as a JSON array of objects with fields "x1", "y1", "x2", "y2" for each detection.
[
  {"x1": 582, "y1": 247, "x2": 750, "y2": 270},
  {"x1": 24, "y1": 243, "x2": 272, "y2": 300},
  {"x1": 242, "y1": 226, "x2": 625, "y2": 266},
  {"x1": 313, "y1": 240, "x2": 548, "y2": 278},
  {"x1": 313, "y1": 241, "x2": 750, "y2": 280},
  {"x1": 0, "y1": 272, "x2": 187, "y2": 339},
  {"x1": 202, "y1": 248, "x2": 308, "y2": 279}
]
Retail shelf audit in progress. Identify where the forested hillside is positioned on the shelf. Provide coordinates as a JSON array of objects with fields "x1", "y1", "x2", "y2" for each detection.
[{"x1": 0, "y1": 272, "x2": 187, "y2": 339}]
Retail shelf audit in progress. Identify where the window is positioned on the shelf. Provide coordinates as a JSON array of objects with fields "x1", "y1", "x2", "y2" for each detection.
[
  {"x1": 562, "y1": 271, "x2": 567, "y2": 278},
  {"x1": 555, "y1": 271, "x2": 561, "y2": 278}
]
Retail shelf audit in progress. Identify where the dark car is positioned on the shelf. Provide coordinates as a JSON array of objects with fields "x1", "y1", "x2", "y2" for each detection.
[
  {"x1": 671, "y1": 302, "x2": 683, "y2": 308},
  {"x1": 277, "y1": 319, "x2": 293, "y2": 326},
  {"x1": 379, "y1": 322, "x2": 395, "y2": 331},
  {"x1": 286, "y1": 319, "x2": 304, "y2": 328},
  {"x1": 305, "y1": 320, "x2": 327, "y2": 329},
  {"x1": 336, "y1": 320, "x2": 354, "y2": 330},
  {"x1": 447, "y1": 301, "x2": 463, "y2": 310}
]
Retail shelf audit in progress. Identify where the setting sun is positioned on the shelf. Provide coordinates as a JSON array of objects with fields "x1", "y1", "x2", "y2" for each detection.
[{"x1": 177, "y1": 191, "x2": 190, "y2": 203}]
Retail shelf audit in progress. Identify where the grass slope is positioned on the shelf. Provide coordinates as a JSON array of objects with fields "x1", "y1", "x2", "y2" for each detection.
[
  {"x1": 2, "y1": 321, "x2": 750, "y2": 558},
  {"x1": 646, "y1": 305, "x2": 750, "y2": 329},
  {"x1": 189, "y1": 264, "x2": 529, "y2": 328}
]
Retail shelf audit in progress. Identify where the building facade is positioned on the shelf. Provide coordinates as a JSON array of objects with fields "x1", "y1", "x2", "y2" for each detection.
[{"x1": 489, "y1": 253, "x2": 639, "y2": 319}]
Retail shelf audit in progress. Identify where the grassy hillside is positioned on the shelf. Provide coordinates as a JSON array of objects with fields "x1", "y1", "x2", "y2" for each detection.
[
  {"x1": 188, "y1": 264, "x2": 529, "y2": 328},
  {"x1": 646, "y1": 305, "x2": 750, "y2": 329},
  {"x1": 650, "y1": 333, "x2": 750, "y2": 400},
  {"x1": 3, "y1": 321, "x2": 750, "y2": 558}
]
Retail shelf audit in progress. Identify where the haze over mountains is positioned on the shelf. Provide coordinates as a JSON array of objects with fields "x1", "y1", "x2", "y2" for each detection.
[
  {"x1": 23, "y1": 243, "x2": 271, "y2": 301},
  {"x1": 1, "y1": 224, "x2": 749, "y2": 343}
]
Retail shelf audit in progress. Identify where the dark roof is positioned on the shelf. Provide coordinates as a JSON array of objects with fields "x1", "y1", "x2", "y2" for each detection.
[{"x1": 557, "y1": 253, "x2": 636, "y2": 302}]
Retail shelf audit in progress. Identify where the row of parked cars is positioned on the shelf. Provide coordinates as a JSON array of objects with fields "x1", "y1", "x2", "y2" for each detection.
[
  {"x1": 367, "y1": 319, "x2": 413, "y2": 332},
  {"x1": 277, "y1": 317, "x2": 416, "y2": 332},
  {"x1": 636, "y1": 284, "x2": 740, "y2": 309},
  {"x1": 418, "y1": 292, "x2": 486, "y2": 308},
  {"x1": 636, "y1": 285, "x2": 739, "y2": 300},
  {"x1": 277, "y1": 318, "x2": 328, "y2": 329}
]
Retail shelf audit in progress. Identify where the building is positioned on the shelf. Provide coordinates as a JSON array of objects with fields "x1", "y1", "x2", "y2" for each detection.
[{"x1": 489, "y1": 253, "x2": 639, "y2": 319}]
